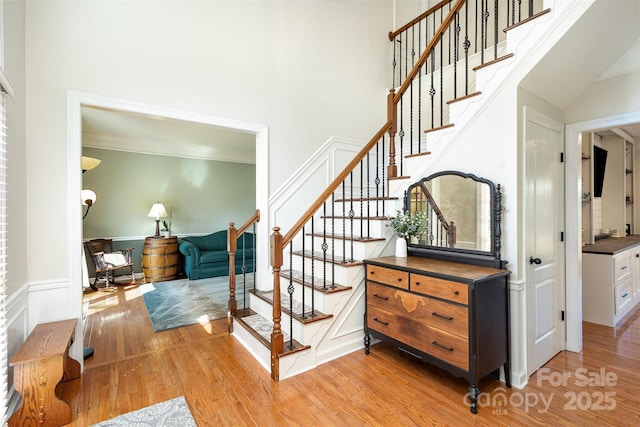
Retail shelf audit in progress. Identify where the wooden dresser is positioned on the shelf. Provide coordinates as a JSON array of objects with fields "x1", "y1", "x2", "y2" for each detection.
[{"x1": 364, "y1": 255, "x2": 511, "y2": 414}]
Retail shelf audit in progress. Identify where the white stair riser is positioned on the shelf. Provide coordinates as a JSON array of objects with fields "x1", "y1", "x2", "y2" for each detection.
[
  {"x1": 329, "y1": 200, "x2": 399, "y2": 217},
  {"x1": 285, "y1": 257, "x2": 364, "y2": 286},
  {"x1": 307, "y1": 218, "x2": 388, "y2": 238},
  {"x1": 296, "y1": 235, "x2": 387, "y2": 260}
]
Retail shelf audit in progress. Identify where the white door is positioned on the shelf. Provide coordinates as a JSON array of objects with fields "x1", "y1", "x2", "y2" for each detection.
[{"x1": 525, "y1": 108, "x2": 566, "y2": 375}]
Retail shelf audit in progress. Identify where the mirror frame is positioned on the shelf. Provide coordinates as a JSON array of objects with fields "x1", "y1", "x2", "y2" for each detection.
[{"x1": 404, "y1": 170, "x2": 505, "y2": 269}]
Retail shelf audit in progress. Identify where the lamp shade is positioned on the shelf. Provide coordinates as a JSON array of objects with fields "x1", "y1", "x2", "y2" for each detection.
[
  {"x1": 81, "y1": 156, "x2": 101, "y2": 173},
  {"x1": 147, "y1": 203, "x2": 168, "y2": 219},
  {"x1": 81, "y1": 189, "x2": 97, "y2": 206}
]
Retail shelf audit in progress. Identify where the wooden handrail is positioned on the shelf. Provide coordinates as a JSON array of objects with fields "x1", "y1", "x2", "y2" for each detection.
[
  {"x1": 393, "y1": 0, "x2": 466, "y2": 104},
  {"x1": 228, "y1": 209, "x2": 260, "y2": 323},
  {"x1": 237, "y1": 209, "x2": 261, "y2": 237},
  {"x1": 388, "y1": 0, "x2": 453, "y2": 41},
  {"x1": 282, "y1": 122, "x2": 393, "y2": 246},
  {"x1": 420, "y1": 183, "x2": 456, "y2": 247}
]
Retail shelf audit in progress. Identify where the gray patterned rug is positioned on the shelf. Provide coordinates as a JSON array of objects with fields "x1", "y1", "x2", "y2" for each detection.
[
  {"x1": 142, "y1": 275, "x2": 254, "y2": 332},
  {"x1": 91, "y1": 396, "x2": 196, "y2": 426}
]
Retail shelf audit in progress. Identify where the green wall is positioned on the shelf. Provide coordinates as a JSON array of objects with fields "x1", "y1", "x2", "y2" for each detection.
[{"x1": 82, "y1": 147, "x2": 255, "y2": 275}]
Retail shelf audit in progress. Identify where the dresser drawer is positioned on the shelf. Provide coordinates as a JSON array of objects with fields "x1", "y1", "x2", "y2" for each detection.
[
  {"x1": 410, "y1": 273, "x2": 468, "y2": 305},
  {"x1": 367, "y1": 306, "x2": 469, "y2": 370},
  {"x1": 615, "y1": 278, "x2": 633, "y2": 314},
  {"x1": 367, "y1": 283, "x2": 469, "y2": 338},
  {"x1": 613, "y1": 252, "x2": 632, "y2": 283},
  {"x1": 367, "y1": 265, "x2": 409, "y2": 290}
]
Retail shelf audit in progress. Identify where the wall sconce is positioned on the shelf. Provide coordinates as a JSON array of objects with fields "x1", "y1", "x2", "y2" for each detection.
[
  {"x1": 81, "y1": 156, "x2": 102, "y2": 173},
  {"x1": 81, "y1": 189, "x2": 97, "y2": 219},
  {"x1": 147, "y1": 202, "x2": 168, "y2": 237}
]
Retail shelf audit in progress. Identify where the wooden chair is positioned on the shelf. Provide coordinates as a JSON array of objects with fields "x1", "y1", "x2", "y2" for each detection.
[{"x1": 84, "y1": 238, "x2": 135, "y2": 290}]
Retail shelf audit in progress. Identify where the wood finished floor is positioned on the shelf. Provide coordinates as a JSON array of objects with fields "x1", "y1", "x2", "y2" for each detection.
[{"x1": 61, "y1": 281, "x2": 640, "y2": 426}]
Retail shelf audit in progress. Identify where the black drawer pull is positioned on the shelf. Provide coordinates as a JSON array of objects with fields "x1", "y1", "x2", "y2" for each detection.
[
  {"x1": 432, "y1": 341, "x2": 454, "y2": 352},
  {"x1": 373, "y1": 294, "x2": 389, "y2": 301},
  {"x1": 453, "y1": 290, "x2": 460, "y2": 295},
  {"x1": 397, "y1": 278, "x2": 402, "y2": 282},
  {"x1": 432, "y1": 312, "x2": 453, "y2": 321},
  {"x1": 373, "y1": 317, "x2": 389, "y2": 326},
  {"x1": 415, "y1": 281, "x2": 421, "y2": 286}
]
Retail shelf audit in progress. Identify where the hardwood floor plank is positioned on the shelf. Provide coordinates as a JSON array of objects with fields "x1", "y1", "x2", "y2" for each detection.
[{"x1": 58, "y1": 282, "x2": 640, "y2": 426}]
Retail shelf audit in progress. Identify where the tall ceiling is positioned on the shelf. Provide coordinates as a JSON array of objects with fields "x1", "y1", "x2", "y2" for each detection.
[
  {"x1": 82, "y1": 1, "x2": 639, "y2": 162},
  {"x1": 520, "y1": 0, "x2": 640, "y2": 139},
  {"x1": 82, "y1": 106, "x2": 256, "y2": 164}
]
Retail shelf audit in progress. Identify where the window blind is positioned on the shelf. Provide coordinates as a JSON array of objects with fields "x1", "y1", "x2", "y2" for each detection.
[{"x1": 0, "y1": 81, "x2": 9, "y2": 424}]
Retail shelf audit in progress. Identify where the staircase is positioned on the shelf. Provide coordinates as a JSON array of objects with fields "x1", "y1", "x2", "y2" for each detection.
[{"x1": 229, "y1": 0, "x2": 588, "y2": 381}]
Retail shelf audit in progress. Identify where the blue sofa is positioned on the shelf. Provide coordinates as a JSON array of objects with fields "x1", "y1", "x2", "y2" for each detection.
[{"x1": 179, "y1": 231, "x2": 255, "y2": 280}]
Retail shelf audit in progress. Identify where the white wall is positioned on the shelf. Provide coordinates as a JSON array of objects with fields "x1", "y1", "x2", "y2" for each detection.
[{"x1": 25, "y1": 0, "x2": 391, "y2": 283}]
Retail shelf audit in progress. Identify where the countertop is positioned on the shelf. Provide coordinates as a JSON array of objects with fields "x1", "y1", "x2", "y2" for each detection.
[{"x1": 582, "y1": 235, "x2": 640, "y2": 255}]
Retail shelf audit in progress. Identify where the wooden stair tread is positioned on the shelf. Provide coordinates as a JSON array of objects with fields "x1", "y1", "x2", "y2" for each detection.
[
  {"x1": 504, "y1": 8, "x2": 551, "y2": 32},
  {"x1": 320, "y1": 215, "x2": 389, "y2": 220},
  {"x1": 305, "y1": 232, "x2": 386, "y2": 242},
  {"x1": 447, "y1": 91, "x2": 481, "y2": 105},
  {"x1": 334, "y1": 196, "x2": 397, "y2": 202},
  {"x1": 251, "y1": 290, "x2": 333, "y2": 324},
  {"x1": 291, "y1": 250, "x2": 363, "y2": 266},
  {"x1": 472, "y1": 53, "x2": 515, "y2": 71},
  {"x1": 424, "y1": 123, "x2": 455, "y2": 134},
  {"x1": 235, "y1": 310, "x2": 309, "y2": 355},
  {"x1": 281, "y1": 269, "x2": 352, "y2": 294}
]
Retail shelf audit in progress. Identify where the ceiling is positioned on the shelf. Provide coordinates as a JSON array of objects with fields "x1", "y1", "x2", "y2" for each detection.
[
  {"x1": 82, "y1": 106, "x2": 256, "y2": 164},
  {"x1": 82, "y1": 1, "x2": 639, "y2": 162}
]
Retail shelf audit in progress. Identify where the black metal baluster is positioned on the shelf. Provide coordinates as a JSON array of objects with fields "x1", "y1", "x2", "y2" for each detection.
[
  {"x1": 288, "y1": 244, "x2": 294, "y2": 349},
  {"x1": 331, "y1": 192, "x2": 336, "y2": 289},
  {"x1": 301, "y1": 227, "x2": 305, "y2": 319},
  {"x1": 393, "y1": 35, "x2": 397, "y2": 89},
  {"x1": 418, "y1": 19, "x2": 423, "y2": 153},
  {"x1": 430, "y1": 48, "x2": 435, "y2": 129},
  {"x1": 465, "y1": 1, "x2": 470, "y2": 95},
  {"x1": 454, "y1": 12, "x2": 459, "y2": 99},
  {"x1": 375, "y1": 142, "x2": 380, "y2": 217},
  {"x1": 360, "y1": 159, "x2": 364, "y2": 238},
  {"x1": 367, "y1": 152, "x2": 371, "y2": 238},
  {"x1": 381, "y1": 136, "x2": 386, "y2": 215},
  {"x1": 322, "y1": 201, "x2": 328, "y2": 291},
  {"x1": 342, "y1": 181, "x2": 346, "y2": 263},
  {"x1": 440, "y1": 35, "x2": 444, "y2": 127},
  {"x1": 310, "y1": 216, "x2": 314, "y2": 317},
  {"x1": 349, "y1": 171, "x2": 355, "y2": 263},
  {"x1": 494, "y1": 0, "x2": 498, "y2": 60}
]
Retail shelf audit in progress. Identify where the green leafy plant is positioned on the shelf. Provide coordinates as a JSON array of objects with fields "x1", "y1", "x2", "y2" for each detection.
[
  {"x1": 387, "y1": 210, "x2": 428, "y2": 239},
  {"x1": 161, "y1": 220, "x2": 170, "y2": 232}
]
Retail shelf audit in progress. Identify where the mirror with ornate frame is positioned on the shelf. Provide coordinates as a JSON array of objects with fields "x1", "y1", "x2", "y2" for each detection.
[{"x1": 404, "y1": 170, "x2": 504, "y2": 268}]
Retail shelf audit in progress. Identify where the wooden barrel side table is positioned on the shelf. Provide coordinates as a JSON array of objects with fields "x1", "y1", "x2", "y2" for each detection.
[{"x1": 142, "y1": 236, "x2": 179, "y2": 282}]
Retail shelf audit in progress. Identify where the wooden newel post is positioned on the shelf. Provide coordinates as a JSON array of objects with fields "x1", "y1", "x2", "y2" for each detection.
[
  {"x1": 228, "y1": 222, "x2": 238, "y2": 322},
  {"x1": 270, "y1": 227, "x2": 284, "y2": 381},
  {"x1": 387, "y1": 88, "x2": 398, "y2": 178}
]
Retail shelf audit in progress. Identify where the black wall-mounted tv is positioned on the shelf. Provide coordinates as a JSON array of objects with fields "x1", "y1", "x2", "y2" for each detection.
[{"x1": 593, "y1": 145, "x2": 608, "y2": 198}]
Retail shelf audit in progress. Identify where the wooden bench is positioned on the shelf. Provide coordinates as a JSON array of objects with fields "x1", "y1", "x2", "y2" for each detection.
[{"x1": 9, "y1": 319, "x2": 81, "y2": 427}]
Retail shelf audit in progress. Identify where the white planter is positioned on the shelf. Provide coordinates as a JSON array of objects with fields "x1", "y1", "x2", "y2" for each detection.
[{"x1": 395, "y1": 238, "x2": 407, "y2": 257}]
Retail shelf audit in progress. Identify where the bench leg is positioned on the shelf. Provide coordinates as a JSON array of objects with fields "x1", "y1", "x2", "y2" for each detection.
[{"x1": 9, "y1": 356, "x2": 71, "y2": 427}]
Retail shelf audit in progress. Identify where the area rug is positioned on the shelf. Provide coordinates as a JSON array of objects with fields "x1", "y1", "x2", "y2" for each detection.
[
  {"x1": 91, "y1": 396, "x2": 196, "y2": 426},
  {"x1": 142, "y1": 275, "x2": 254, "y2": 332}
]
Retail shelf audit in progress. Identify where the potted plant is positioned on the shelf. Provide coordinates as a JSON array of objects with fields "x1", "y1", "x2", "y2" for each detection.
[
  {"x1": 388, "y1": 210, "x2": 428, "y2": 257},
  {"x1": 161, "y1": 220, "x2": 171, "y2": 238}
]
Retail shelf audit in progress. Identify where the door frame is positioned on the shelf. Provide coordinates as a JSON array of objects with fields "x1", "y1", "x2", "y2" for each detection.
[
  {"x1": 67, "y1": 91, "x2": 270, "y2": 369},
  {"x1": 565, "y1": 110, "x2": 640, "y2": 353}
]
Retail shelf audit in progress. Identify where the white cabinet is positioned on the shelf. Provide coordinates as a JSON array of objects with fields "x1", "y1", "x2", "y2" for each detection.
[{"x1": 583, "y1": 247, "x2": 640, "y2": 327}]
